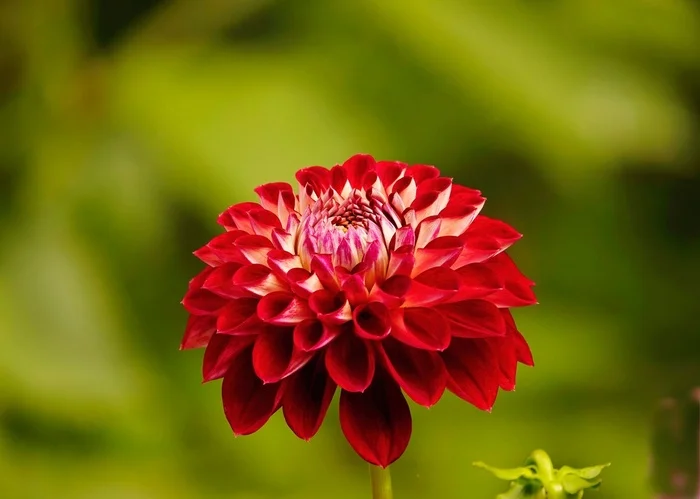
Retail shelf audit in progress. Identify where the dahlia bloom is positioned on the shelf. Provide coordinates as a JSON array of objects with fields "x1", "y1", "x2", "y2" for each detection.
[{"x1": 181, "y1": 154, "x2": 536, "y2": 467}]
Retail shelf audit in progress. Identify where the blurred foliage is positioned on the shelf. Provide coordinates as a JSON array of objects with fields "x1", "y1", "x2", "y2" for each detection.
[
  {"x1": 650, "y1": 388, "x2": 700, "y2": 498},
  {"x1": 1, "y1": 0, "x2": 699, "y2": 498}
]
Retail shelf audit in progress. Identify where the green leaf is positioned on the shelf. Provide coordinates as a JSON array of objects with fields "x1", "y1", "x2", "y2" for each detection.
[
  {"x1": 557, "y1": 463, "x2": 611, "y2": 480},
  {"x1": 473, "y1": 462, "x2": 538, "y2": 481}
]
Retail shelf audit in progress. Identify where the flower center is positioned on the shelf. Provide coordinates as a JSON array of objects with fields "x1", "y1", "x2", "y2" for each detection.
[{"x1": 297, "y1": 189, "x2": 396, "y2": 273}]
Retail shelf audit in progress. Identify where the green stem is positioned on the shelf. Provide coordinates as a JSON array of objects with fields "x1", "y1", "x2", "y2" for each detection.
[{"x1": 369, "y1": 464, "x2": 393, "y2": 499}]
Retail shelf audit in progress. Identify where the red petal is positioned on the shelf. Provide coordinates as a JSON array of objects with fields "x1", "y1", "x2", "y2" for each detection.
[
  {"x1": 203, "y1": 230, "x2": 248, "y2": 264},
  {"x1": 202, "y1": 263, "x2": 250, "y2": 299},
  {"x1": 180, "y1": 314, "x2": 216, "y2": 350},
  {"x1": 252, "y1": 326, "x2": 313, "y2": 383},
  {"x1": 413, "y1": 236, "x2": 463, "y2": 276},
  {"x1": 282, "y1": 356, "x2": 337, "y2": 440},
  {"x1": 202, "y1": 333, "x2": 255, "y2": 382},
  {"x1": 182, "y1": 288, "x2": 227, "y2": 315},
  {"x1": 340, "y1": 272, "x2": 370, "y2": 306},
  {"x1": 481, "y1": 253, "x2": 537, "y2": 307},
  {"x1": 330, "y1": 165, "x2": 348, "y2": 193},
  {"x1": 406, "y1": 164, "x2": 440, "y2": 184},
  {"x1": 222, "y1": 349, "x2": 283, "y2": 435},
  {"x1": 309, "y1": 290, "x2": 352, "y2": 324},
  {"x1": 233, "y1": 264, "x2": 288, "y2": 296},
  {"x1": 339, "y1": 371, "x2": 412, "y2": 467},
  {"x1": 502, "y1": 309, "x2": 534, "y2": 366},
  {"x1": 353, "y1": 302, "x2": 392, "y2": 340},
  {"x1": 267, "y1": 249, "x2": 303, "y2": 278},
  {"x1": 387, "y1": 248, "x2": 415, "y2": 277},
  {"x1": 254, "y1": 182, "x2": 295, "y2": 213},
  {"x1": 325, "y1": 330, "x2": 375, "y2": 392},
  {"x1": 216, "y1": 298, "x2": 262, "y2": 335},
  {"x1": 342, "y1": 154, "x2": 376, "y2": 188},
  {"x1": 217, "y1": 202, "x2": 261, "y2": 231},
  {"x1": 390, "y1": 307, "x2": 451, "y2": 351},
  {"x1": 377, "y1": 337, "x2": 446, "y2": 407},
  {"x1": 296, "y1": 166, "x2": 331, "y2": 195},
  {"x1": 436, "y1": 300, "x2": 506, "y2": 338},
  {"x1": 375, "y1": 161, "x2": 406, "y2": 190},
  {"x1": 257, "y1": 292, "x2": 313, "y2": 325},
  {"x1": 369, "y1": 275, "x2": 411, "y2": 308},
  {"x1": 390, "y1": 226, "x2": 416, "y2": 251},
  {"x1": 403, "y1": 267, "x2": 460, "y2": 307},
  {"x1": 310, "y1": 255, "x2": 340, "y2": 291},
  {"x1": 449, "y1": 264, "x2": 504, "y2": 301},
  {"x1": 455, "y1": 216, "x2": 522, "y2": 266},
  {"x1": 293, "y1": 319, "x2": 341, "y2": 352},
  {"x1": 235, "y1": 234, "x2": 275, "y2": 265},
  {"x1": 437, "y1": 203, "x2": 482, "y2": 238},
  {"x1": 441, "y1": 338, "x2": 500, "y2": 411},
  {"x1": 286, "y1": 268, "x2": 323, "y2": 298}
]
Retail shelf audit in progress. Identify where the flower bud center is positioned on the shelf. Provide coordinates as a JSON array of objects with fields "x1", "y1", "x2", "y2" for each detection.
[{"x1": 297, "y1": 189, "x2": 396, "y2": 274}]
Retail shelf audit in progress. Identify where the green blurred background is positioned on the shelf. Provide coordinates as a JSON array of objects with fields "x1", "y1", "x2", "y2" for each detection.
[{"x1": 1, "y1": 1, "x2": 699, "y2": 497}]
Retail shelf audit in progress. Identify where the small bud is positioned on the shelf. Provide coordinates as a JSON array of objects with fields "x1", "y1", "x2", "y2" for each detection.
[{"x1": 475, "y1": 449, "x2": 610, "y2": 498}]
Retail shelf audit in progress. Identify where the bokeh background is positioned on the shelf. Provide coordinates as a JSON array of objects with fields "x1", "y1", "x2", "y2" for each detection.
[{"x1": 1, "y1": 1, "x2": 700, "y2": 498}]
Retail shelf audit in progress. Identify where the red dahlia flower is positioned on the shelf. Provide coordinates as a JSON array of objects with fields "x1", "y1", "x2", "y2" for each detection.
[{"x1": 181, "y1": 154, "x2": 536, "y2": 467}]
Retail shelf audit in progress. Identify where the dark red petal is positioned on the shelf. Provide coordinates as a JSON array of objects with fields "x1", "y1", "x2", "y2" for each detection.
[
  {"x1": 254, "y1": 182, "x2": 294, "y2": 210},
  {"x1": 502, "y1": 309, "x2": 534, "y2": 366},
  {"x1": 441, "y1": 338, "x2": 500, "y2": 411},
  {"x1": 377, "y1": 337, "x2": 447, "y2": 407},
  {"x1": 456, "y1": 216, "x2": 522, "y2": 265},
  {"x1": 235, "y1": 234, "x2": 275, "y2": 265},
  {"x1": 180, "y1": 314, "x2": 216, "y2": 350},
  {"x1": 309, "y1": 290, "x2": 352, "y2": 324},
  {"x1": 330, "y1": 165, "x2": 348, "y2": 193},
  {"x1": 216, "y1": 298, "x2": 262, "y2": 335},
  {"x1": 340, "y1": 273, "x2": 370, "y2": 306},
  {"x1": 413, "y1": 236, "x2": 463, "y2": 276},
  {"x1": 387, "y1": 249, "x2": 415, "y2": 277},
  {"x1": 436, "y1": 300, "x2": 506, "y2": 338},
  {"x1": 406, "y1": 164, "x2": 440, "y2": 183},
  {"x1": 481, "y1": 253, "x2": 537, "y2": 307},
  {"x1": 404, "y1": 267, "x2": 460, "y2": 307},
  {"x1": 203, "y1": 333, "x2": 255, "y2": 382},
  {"x1": 369, "y1": 275, "x2": 411, "y2": 308},
  {"x1": 202, "y1": 262, "x2": 249, "y2": 299},
  {"x1": 296, "y1": 166, "x2": 331, "y2": 195},
  {"x1": 203, "y1": 230, "x2": 248, "y2": 264},
  {"x1": 436, "y1": 203, "x2": 482, "y2": 238},
  {"x1": 268, "y1": 249, "x2": 303, "y2": 278},
  {"x1": 193, "y1": 244, "x2": 221, "y2": 266},
  {"x1": 252, "y1": 326, "x2": 313, "y2": 383},
  {"x1": 182, "y1": 288, "x2": 227, "y2": 315},
  {"x1": 342, "y1": 154, "x2": 376, "y2": 188},
  {"x1": 390, "y1": 226, "x2": 416, "y2": 251},
  {"x1": 282, "y1": 356, "x2": 337, "y2": 440},
  {"x1": 310, "y1": 255, "x2": 340, "y2": 291},
  {"x1": 257, "y1": 292, "x2": 313, "y2": 325},
  {"x1": 449, "y1": 264, "x2": 504, "y2": 301},
  {"x1": 339, "y1": 371, "x2": 412, "y2": 467},
  {"x1": 286, "y1": 268, "x2": 323, "y2": 298},
  {"x1": 325, "y1": 330, "x2": 375, "y2": 392},
  {"x1": 390, "y1": 307, "x2": 451, "y2": 351},
  {"x1": 293, "y1": 319, "x2": 341, "y2": 352},
  {"x1": 222, "y1": 349, "x2": 283, "y2": 435},
  {"x1": 353, "y1": 302, "x2": 392, "y2": 340},
  {"x1": 375, "y1": 161, "x2": 406, "y2": 190},
  {"x1": 248, "y1": 208, "x2": 283, "y2": 239},
  {"x1": 233, "y1": 264, "x2": 288, "y2": 296},
  {"x1": 217, "y1": 203, "x2": 261, "y2": 231}
]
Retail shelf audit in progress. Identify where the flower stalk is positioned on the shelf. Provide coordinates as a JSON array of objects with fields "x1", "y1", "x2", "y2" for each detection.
[{"x1": 369, "y1": 464, "x2": 393, "y2": 499}]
